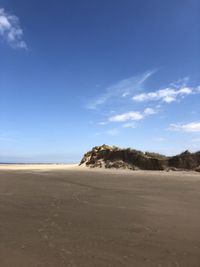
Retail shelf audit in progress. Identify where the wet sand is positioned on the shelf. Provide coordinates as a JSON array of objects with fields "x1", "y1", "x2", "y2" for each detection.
[{"x1": 0, "y1": 165, "x2": 200, "y2": 267}]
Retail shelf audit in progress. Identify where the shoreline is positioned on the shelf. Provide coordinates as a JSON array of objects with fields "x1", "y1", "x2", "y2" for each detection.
[
  {"x1": 0, "y1": 163, "x2": 79, "y2": 171},
  {"x1": 0, "y1": 164, "x2": 199, "y2": 179}
]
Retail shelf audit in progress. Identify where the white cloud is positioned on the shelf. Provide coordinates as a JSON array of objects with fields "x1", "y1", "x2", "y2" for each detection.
[
  {"x1": 0, "y1": 8, "x2": 27, "y2": 49},
  {"x1": 133, "y1": 87, "x2": 193, "y2": 103},
  {"x1": 144, "y1": 107, "x2": 157, "y2": 115},
  {"x1": 170, "y1": 122, "x2": 200, "y2": 132},
  {"x1": 169, "y1": 77, "x2": 190, "y2": 88},
  {"x1": 109, "y1": 107, "x2": 157, "y2": 123},
  {"x1": 87, "y1": 70, "x2": 156, "y2": 109},
  {"x1": 109, "y1": 111, "x2": 144, "y2": 122}
]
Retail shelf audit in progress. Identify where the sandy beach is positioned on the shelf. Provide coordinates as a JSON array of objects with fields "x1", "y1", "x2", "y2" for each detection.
[
  {"x1": 0, "y1": 165, "x2": 200, "y2": 266},
  {"x1": 0, "y1": 164, "x2": 79, "y2": 171}
]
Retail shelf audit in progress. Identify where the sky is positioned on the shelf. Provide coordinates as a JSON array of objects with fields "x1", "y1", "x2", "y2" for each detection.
[{"x1": 0, "y1": 0, "x2": 200, "y2": 163}]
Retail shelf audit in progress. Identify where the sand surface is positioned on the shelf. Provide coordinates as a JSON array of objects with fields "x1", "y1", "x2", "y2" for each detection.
[{"x1": 0, "y1": 165, "x2": 200, "y2": 266}]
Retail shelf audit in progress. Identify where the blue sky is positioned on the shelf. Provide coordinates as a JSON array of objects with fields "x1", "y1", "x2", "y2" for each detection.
[{"x1": 0, "y1": 0, "x2": 200, "y2": 163}]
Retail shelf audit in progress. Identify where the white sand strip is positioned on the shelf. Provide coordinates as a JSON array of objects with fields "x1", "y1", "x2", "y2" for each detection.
[{"x1": 0, "y1": 164, "x2": 78, "y2": 171}]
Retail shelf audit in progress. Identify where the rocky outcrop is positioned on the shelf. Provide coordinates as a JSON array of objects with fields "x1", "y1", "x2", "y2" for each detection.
[{"x1": 80, "y1": 145, "x2": 200, "y2": 172}]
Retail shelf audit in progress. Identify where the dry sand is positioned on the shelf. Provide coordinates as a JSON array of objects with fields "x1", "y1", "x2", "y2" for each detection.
[
  {"x1": 0, "y1": 163, "x2": 78, "y2": 171},
  {"x1": 0, "y1": 164, "x2": 200, "y2": 266}
]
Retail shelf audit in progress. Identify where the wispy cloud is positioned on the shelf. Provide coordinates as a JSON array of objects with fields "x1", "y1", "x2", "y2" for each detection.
[
  {"x1": 109, "y1": 111, "x2": 144, "y2": 122},
  {"x1": 170, "y1": 122, "x2": 200, "y2": 132},
  {"x1": 169, "y1": 77, "x2": 190, "y2": 88},
  {"x1": 0, "y1": 8, "x2": 27, "y2": 49},
  {"x1": 143, "y1": 107, "x2": 157, "y2": 115},
  {"x1": 109, "y1": 107, "x2": 157, "y2": 123},
  {"x1": 87, "y1": 70, "x2": 156, "y2": 109},
  {"x1": 88, "y1": 72, "x2": 200, "y2": 139},
  {"x1": 132, "y1": 77, "x2": 200, "y2": 104},
  {"x1": 133, "y1": 87, "x2": 193, "y2": 103}
]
